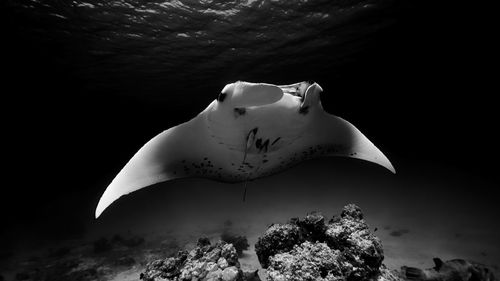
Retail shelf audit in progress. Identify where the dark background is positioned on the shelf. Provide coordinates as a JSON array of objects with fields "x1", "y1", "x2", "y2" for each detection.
[{"x1": 1, "y1": 0, "x2": 497, "y2": 249}]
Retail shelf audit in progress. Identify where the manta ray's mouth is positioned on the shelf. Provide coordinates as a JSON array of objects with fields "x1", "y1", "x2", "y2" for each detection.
[{"x1": 278, "y1": 81, "x2": 312, "y2": 101}]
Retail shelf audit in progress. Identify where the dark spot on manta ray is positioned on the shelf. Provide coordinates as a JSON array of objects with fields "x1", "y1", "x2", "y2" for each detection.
[
  {"x1": 271, "y1": 137, "x2": 281, "y2": 145},
  {"x1": 260, "y1": 139, "x2": 269, "y2": 152},
  {"x1": 256, "y1": 138, "x2": 262, "y2": 148},
  {"x1": 234, "y1": 107, "x2": 246, "y2": 116},
  {"x1": 217, "y1": 92, "x2": 226, "y2": 102},
  {"x1": 255, "y1": 138, "x2": 269, "y2": 152},
  {"x1": 299, "y1": 105, "x2": 309, "y2": 115}
]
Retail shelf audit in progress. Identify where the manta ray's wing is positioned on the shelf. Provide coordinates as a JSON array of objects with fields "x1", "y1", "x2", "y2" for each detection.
[
  {"x1": 95, "y1": 121, "x2": 194, "y2": 218},
  {"x1": 94, "y1": 102, "x2": 235, "y2": 218},
  {"x1": 306, "y1": 112, "x2": 395, "y2": 173},
  {"x1": 248, "y1": 111, "x2": 395, "y2": 180}
]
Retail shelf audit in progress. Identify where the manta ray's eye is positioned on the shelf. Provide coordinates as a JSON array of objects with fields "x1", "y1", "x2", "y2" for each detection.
[{"x1": 217, "y1": 92, "x2": 227, "y2": 102}]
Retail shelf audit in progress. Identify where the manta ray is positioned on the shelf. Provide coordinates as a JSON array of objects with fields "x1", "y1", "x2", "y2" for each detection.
[{"x1": 95, "y1": 81, "x2": 395, "y2": 218}]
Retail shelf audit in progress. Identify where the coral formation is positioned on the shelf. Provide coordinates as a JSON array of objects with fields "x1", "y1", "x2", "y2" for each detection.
[
  {"x1": 141, "y1": 237, "x2": 259, "y2": 281},
  {"x1": 255, "y1": 204, "x2": 388, "y2": 281},
  {"x1": 325, "y1": 204, "x2": 384, "y2": 280},
  {"x1": 254, "y1": 223, "x2": 303, "y2": 268},
  {"x1": 267, "y1": 241, "x2": 342, "y2": 281}
]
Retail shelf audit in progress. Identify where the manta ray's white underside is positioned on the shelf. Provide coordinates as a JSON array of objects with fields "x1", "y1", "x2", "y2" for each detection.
[{"x1": 95, "y1": 81, "x2": 395, "y2": 218}]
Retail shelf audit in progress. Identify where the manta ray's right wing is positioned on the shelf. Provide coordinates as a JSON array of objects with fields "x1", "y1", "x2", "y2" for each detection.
[{"x1": 310, "y1": 112, "x2": 396, "y2": 174}]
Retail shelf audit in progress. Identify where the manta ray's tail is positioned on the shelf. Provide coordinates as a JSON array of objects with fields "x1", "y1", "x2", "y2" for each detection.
[{"x1": 242, "y1": 180, "x2": 248, "y2": 202}]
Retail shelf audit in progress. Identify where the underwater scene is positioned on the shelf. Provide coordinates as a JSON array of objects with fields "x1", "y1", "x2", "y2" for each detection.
[{"x1": 1, "y1": 0, "x2": 498, "y2": 280}]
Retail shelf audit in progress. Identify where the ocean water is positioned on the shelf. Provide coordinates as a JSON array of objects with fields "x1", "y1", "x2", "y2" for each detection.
[{"x1": 1, "y1": 0, "x2": 499, "y2": 280}]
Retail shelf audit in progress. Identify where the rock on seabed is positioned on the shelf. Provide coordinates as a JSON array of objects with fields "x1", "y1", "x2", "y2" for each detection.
[
  {"x1": 255, "y1": 204, "x2": 391, "y2": 281},
  {"x1": 140, "y1": 238, "x2": 257, "y2": 281}
]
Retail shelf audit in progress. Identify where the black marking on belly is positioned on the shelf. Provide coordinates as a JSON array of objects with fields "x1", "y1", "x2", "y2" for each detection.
[
  {"x1": 246, "y1": 129, "x2": 258, "y2": 149},
  {"x1": 255, "y1": 138, "x2": 262, "y2": 148},
  {"x1": 271, "y1": 137, "x2": 281, "y2": 145},
  {"x1": 244, "y1": 127, "x2": 259, "y2": 164},
  {"x1": 249, "y1": 127, "x2": 258, "y2": 136},
  {"x1": 234, "y1": 107, "x2": 246, "y2": 117},
  {"x1": 258, "y1": 139, "x2": 269, "y2": 153}
]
